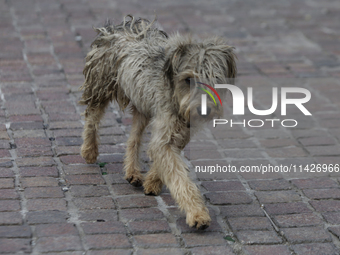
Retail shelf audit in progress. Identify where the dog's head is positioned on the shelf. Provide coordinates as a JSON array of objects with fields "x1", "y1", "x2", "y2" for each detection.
[{"x1": 164, "y1": 34, "x2": 237, "y2": 128}]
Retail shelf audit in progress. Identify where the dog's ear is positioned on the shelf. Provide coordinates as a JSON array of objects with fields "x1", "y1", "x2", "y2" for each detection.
[
  {"x1": 203, "y1": 43, "x2": 237, "y2": 81},
  {"x1": 163, "y1": 45, "x2": 188, "y2": 87},
  {"x1": 221, "y1": 46, "x2": 237, "y2": 79}
]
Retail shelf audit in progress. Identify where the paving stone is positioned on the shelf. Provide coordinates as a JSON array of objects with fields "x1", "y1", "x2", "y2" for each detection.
[
  {"x1": 160, "y1": 194, "x2": 176, "y2": 206},
  {"x1": 0, "y1": 168, "x2": 14, "y2": 178},
  {"x1": 10, "y1": 122, "x2": 44, "y2": 131},
  {"x1": 266, "y1": 147, "x2": 307, "y2": 158},
  {"x1": 228, "y1": 217, "x2": 272, "y2": 231},
  {"x1": 328, "y1": 226, "x2": 340, "y2": 239},
  {"x1": 103, "y1": 163, "x2": 124, "y2": 174},
  {"x1": 65, "y1": 174, "x2": 105, "y2": 185},
  {"x1": 243, "y1": 245, "x2": 291, "y2": 255},
  {"x1": 306, "y1": 146, "x2": 340, "y2": 156},
  {"x1": 323, "y1": 212, "x2": 340, "y2": 224},
  {"x1": 55, "y1": 145, "x2": 82, "y2": 156},
  {"x1": 56, "y1": 137, "x2": 83, "y2": 146},
  {"x1": 0, "y1": 225, "x2": 32, "y2": 238},
  {"x1": 54, "y1": 129, "x2": 83, "y2": 138},
  {"x1": 69, "y1": 185, "x2": 110, "y2": 197},
  {"x1": 35, "y1": 223, "x2": 78, "y2": 237},
  {"x1": 303, "y1": 188, "x2": 340, "y2": 199},
  {"x1": 24, "y1": 187, "x2": 64, "y2": 198},
  {"x1": 259, "y1": 138, "x2": 298, "y2": 148},
  {"x1": 17, "y1": 146, "x2": 53, "y2": 157},
  {"x1": 0, "y1": 238, "x2": 31, "y2": 253},
  {"x1": 78, "y1": 209, "x2": 118, "y2": 222},
  {"x1": 274, "y1": 213, "x2": 323, "y2": 227},
  {"x1": 111, "y1": 184, "x2": 145, "y2": 195},
  {"x1": 116, "y1": 195, "x2": 158, "y2": 209},
  {"x1": 0, "y1": 178, "x2": 14, "y2": 188},
  {"x1": 49, "y1": 121, "x2": 82, "y2": 130},
  {"x1": 201, "y1": 181, "x2": 245, "y2": 191},
  {"x1": 19, "y1": 166, "x2": 59, "y2": 177},
  {"x1": 43, "y1": 252, "x2": 84, "y2": 255},
  {"x1": 60, "y1": 155, "x2": 87, "y2": 164},
  {"x1": 120, "y1": 208, "x2": 165, "y2": 221},
  {"x1": 220, "y1": 204, "x2": 264, "y2": 217},
  {"x1": 282, "y1": 227, "x2": 332, "y2": 243},
  {"x1": 299, "y1": 137, "x2": 337, "y2": 146},
  {"x1": 0, "y1": 159, "x2": 13, "y2": 168},
  {"x1": 16, "y1": 157, "x2": 56, "y2": 167},
  {"x1": 182, "y1": 232, "x2": 226, "y2": 247},
  {"x1": 21, "y1": 176, "x2": 59, "y2": 187},
  {"x1": 15, "y1": 137, "x2": 51, "y2": 147},
  {"x1": 36, "y1": 236, "x2": 82, "y2": 252},
  {"x1": 191, "y1": 245, "x2": 235, "y2": 255},
  {"x1": 310, "y1": 200, "x2": 340, "y2": 212},
  {"x1": 0, "y1": 149, "x2": 11, "y2": 158},
  {"x1": 0, "y1": 200, "x2": 20, "y2": 212},
  {"x1": 136, "y1": 248, "x2": 184, "y2": 255},
  {"x1": 205, "y1": 191, "x2": 253, "y2": 205},
  {"x1": 63, "y1": 164, "x2": 101, "y2": 175},
  {"x1": 291, "y1": 243, "x2": 339, "y2": 255},
  {"x1": 98, "y1": 154, "x2": 125, "y2": 163},
  {"x1": 128, "y1": 220, "x2": 171, "y2": 235},
  {"x1": 85, "y1": 234, "x2": 132, "y2": 249},
  {"x1": 237, "y1": 230, "x2": 282, "y2": 245},
  {"x1": 255, "y1": 190, "x2": 301, "y2": 204},
  {"x1": 0, "y1": 212, "x2": 23, "y2": 225},
  {"x1": 81, "y1": 222, "x2": 126, "y2": 235},
  {"x1": 88, "y1": 250, "x2": 132, "y2": 255},
  {"x1": 73, "y1": 197, "x2": 115, "y2": 210},
  {"x1": 247, "y1": 179, "x2": 291, "y2": 191},
  {"x1": 26, "y1": 211, "x2": 69, "y2": 224},
  {"x1": 291, "y1": 178, "x2": 338, "y2": 189},
  {"x1": 264, "y1": 202, "x2": 311, "y2": 215},
  {"x1": 134, "y1": 233, "x2": 179, "y2": 248},
  {"x1": 27, "y1": 198, "x2": 67, "y2": 211}
]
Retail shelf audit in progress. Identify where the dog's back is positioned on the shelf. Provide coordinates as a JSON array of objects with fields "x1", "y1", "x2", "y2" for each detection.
[
  {"x1": 100, "y1": 15, "x2": 168, "y2": 39},
  {"x1": 79, "y1": 15, "x2": 168, "y2": 112}
]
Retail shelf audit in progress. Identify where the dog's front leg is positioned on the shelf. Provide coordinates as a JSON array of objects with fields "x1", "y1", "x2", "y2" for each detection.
[{"x1": 148, "y1": 122, "x2": 211, "y2": 230}]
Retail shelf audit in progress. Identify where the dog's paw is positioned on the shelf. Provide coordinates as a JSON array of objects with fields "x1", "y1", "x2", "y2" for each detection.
[
  {"x1": 81, "y1": 145, "x2": 98, "y2": 164},
  {"x1": 143, "y1": 179, "x2": 163, "y2": 196},
  {"x1": 125, "y1": 173, "x2": 144, "y2": 187},
  {"x1": 186, "y1": 210, "x2": 211, "y2": 230},
  {"x1": 144, "y1": 185, "x2": 162, "y2": 196}
]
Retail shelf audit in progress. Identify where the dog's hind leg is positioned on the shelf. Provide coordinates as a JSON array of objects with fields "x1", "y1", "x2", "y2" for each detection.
[
  {"x1": 124, "y1": 106, "x2": 149, "y2": 187},
  {"x1": 81, "y1": 101, "x2": 110, "y2": 164}
]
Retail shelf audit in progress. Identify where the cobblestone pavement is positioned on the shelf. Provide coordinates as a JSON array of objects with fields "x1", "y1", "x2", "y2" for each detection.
[{"x1": 0, "y1": 0, "x2": 340, "y2": 254}]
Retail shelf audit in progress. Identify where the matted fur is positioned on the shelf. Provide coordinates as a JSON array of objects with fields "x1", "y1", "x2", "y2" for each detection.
[{"x1": 80, "y1": 15, "x2": 237, "y2": 230}]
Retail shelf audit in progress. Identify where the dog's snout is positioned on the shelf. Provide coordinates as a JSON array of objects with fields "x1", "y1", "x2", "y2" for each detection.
[{"x1": 197, "y1": 106, "x2": 211, "y2": 116}]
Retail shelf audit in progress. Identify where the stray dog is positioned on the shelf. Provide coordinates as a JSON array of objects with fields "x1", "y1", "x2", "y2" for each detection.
[{"x1": 79, "y1": 15, "x2": 236, "y2": 230}]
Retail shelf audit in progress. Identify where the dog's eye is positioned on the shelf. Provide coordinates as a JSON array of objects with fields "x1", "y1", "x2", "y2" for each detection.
[{"x1": 185, "y1": 78, "x2": 191, "y2": 85}]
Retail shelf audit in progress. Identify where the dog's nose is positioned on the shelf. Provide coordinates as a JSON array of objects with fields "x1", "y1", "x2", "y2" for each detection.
[{"x1": 197, "y1": 107, "x2": 211, "y2": 116}]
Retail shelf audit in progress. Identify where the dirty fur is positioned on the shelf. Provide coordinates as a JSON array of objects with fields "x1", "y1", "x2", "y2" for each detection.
[{"x1": 79, "y1": 15, "x2": 237, "y2": 230}]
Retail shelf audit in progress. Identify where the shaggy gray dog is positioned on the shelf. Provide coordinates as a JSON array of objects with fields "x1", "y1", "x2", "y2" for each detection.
[{"x1": 80, "y1": 15, "x2": 236, "y2": 229}]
